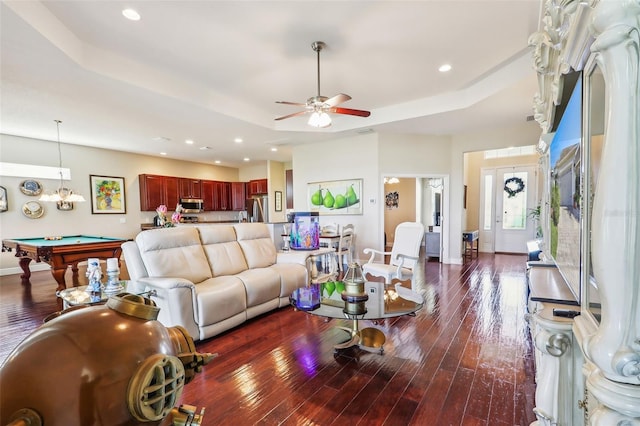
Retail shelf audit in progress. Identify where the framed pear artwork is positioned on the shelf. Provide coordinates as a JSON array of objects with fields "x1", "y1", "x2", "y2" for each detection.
[{"x1": 307, "y1": 179, "x2": 362, "y2": 215}]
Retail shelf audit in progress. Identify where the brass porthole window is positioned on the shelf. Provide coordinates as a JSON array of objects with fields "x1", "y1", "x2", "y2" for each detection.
[{"x1": 127, "y1": 354, "x2": 186, "y2": 422}]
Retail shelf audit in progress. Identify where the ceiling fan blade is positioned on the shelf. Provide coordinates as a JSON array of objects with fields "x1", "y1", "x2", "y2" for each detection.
[
  {"x1": 328, "y1": 107, "x2": 371, "y2": 117},
  {"x1": 276, "y1": 101, "x2": 307, "y2": 106},
  {"x1": 324, "y1": 93, "x2": 351, "y2": 107},
  {"x1": 274, "y1": 110, "x2": 308, "y2": 121}
]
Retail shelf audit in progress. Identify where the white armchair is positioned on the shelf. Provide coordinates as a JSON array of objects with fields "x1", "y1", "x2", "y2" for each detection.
[{"x1": 362, "y1": 222, "x2": 424, "y2": 288}]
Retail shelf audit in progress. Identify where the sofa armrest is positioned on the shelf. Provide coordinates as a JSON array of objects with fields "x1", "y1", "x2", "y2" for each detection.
[
  {"x1": 137, "y1": 277, "x2": 196, "y2": 291},
  {"x1": 122, "y1": 241, "x2": 148, "y2": 280},
  {"x1": 136, "y1": 277, "x2": 200, "y2": 340},
  {"x1": 276, "y1": 251, "x2": 310, "y2": 266}
]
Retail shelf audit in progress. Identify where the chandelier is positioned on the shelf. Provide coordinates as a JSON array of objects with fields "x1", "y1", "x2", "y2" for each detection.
[{"x1": 39, "y1": 120, "x2": 86, "y2": 204}]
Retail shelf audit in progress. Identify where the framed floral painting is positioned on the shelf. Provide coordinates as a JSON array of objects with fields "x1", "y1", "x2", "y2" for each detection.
[{"x1": 90, "y1": 175, "x2": 126, "y2": 214}]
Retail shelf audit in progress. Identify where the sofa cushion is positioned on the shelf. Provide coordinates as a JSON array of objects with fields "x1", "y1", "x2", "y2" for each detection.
[
  {"x1": 195, "y1": 276, "x2": 247, "y2": 325},
  {"x1": 198, "y1": 226, "x2": 248, "y2": 276},
  {"x1": 269, "y1": 263, "x2": 308, "y2": 297},
  {"x1": 234, "y1": 223, "x2": 277, "y2": 269},
  {"x1": 135, "y1": 227, "x2": 212, "y2": 283},
  {"x1": 235, "y1": 268, "x2": 281, "y2": 307}
]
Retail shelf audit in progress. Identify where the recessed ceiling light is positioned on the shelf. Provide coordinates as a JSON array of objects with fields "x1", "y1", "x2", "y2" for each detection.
[
  {"x1": 185, "y1": 139, "x2": 194, "y2": 145},
  {"x1": 122, "y1": 8, "x2": 141, "y2": 21},
  {"x1": 438, "y1": 64, "x2": 452, "y2": 73},
  {"x1": 199, "y1": 146, "x2": 212, "y2": 150},
  {"x1": 214, "y1": 160, "x2": 221, "y2": 164},
  {"x1": 234, "y1": 138, "x2": 243, "y2": 143},
  {"x1": 270, "y1": 147, "x2": 278, "y2": 152},
  {"x1": 160, "y1": 152, "x2": 167, "y2": 156},
  {"x1": 243, "y1": 157, "x2": 250, "y2": 162}
]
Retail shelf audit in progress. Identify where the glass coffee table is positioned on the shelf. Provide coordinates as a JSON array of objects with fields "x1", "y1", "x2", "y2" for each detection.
[
  {"x1": 57, "y1": 285, "x2": 111, "y2": 309},
  {"x1": 291, "y1": 281, "x2": 423, "y2": 354},
  {"x1": 57, "y1": 282, "x2": 128, "y2": 309}
]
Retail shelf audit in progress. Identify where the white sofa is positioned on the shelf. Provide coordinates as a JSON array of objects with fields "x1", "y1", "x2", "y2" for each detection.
[{"x1": 122, "y1": 223, "x2": 308, "y2": 341}]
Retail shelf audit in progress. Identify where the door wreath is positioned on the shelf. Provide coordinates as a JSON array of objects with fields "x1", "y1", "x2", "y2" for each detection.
[{"x1": 504, "y1": 177, "x2": 525, "y2": 198}]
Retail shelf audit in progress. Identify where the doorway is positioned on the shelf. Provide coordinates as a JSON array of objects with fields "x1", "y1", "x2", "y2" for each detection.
[
  {"x1": 382, "y1": 175, "x2": 447, "y2": 262},
  {"x1": 479, "y1": 165, "x2": 537, "y2": 253}
]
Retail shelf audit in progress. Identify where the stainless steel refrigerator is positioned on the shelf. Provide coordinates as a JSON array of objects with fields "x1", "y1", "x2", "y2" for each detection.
[{"x1": 246, "y1": 195, "x2": 269, "y2": 222}]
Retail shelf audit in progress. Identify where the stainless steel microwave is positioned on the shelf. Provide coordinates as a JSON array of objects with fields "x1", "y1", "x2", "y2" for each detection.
[{"x1": 180, "y1": 198, "x2": 204, "y2": 213}]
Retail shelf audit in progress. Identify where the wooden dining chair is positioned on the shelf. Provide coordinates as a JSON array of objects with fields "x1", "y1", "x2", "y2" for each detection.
[
  {"x1": 336, "y1": 224, "x2": 354, "y2": 271},
  {"x1": 322, "y1": 223, "x2": 338, "y2": 235},
  {"x1": 320, "y1": 223, "x2": 338, "y2": 248}
]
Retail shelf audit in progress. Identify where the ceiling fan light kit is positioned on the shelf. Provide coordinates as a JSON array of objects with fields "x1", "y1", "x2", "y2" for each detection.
[
  {"x1": 275, "y1": 41, "x2": 370, "y2": 128},
  {"x1": 308, "y1": 111, "x2": 331, "y2": 128}
]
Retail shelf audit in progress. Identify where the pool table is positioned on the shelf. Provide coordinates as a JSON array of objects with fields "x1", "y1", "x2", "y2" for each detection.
[{"x1": 2, "y1": 235, "x2": 127, "y2": 292}]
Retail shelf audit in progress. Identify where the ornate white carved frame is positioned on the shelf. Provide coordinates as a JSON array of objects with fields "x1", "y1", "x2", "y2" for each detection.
[{"x1": 531, "y1": 0, "x2": 640, "y2": 419}]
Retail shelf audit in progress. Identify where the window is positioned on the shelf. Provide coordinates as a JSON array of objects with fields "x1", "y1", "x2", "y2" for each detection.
[
  {"x1": 484, "y1": 145, "x2": 536, "y2": 159},
  {"x1": 483, "y1": 175, "x2": 493, "y2": 230}
]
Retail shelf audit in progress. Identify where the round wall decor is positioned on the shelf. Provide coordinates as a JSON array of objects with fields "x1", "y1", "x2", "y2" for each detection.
[
  {"x1": 19, "y1": 180, "x2": 43, "y2": 196},
  {"x1": 22, "y1": 201, "x2": 44, "y2": 219}
]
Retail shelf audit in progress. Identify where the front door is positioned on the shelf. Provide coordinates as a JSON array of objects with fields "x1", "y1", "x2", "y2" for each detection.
[{"x1": 494, "y1": 166, "x2": 537, "y2": 253}]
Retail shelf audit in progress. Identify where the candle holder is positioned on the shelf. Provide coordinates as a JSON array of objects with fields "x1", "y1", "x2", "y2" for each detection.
[{"x1": 104, "y1": 257, "x2": 124, "y2": 294}]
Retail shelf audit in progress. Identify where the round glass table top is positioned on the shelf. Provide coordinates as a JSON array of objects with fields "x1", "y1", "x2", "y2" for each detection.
[
  {"x1": 57, "y1": 286, "x2": 109, "y2": 306},
  {"x1": 291, "y1": 281, "x2": 423, "y2": 320},
  {"x1": 57, "y1": 282, "x2": 126, "y2": 307}
]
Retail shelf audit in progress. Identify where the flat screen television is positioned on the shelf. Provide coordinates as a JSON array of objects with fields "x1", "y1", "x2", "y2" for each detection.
[{"x1": 548, "y1": 72, "x2": 583, "y2": 302}]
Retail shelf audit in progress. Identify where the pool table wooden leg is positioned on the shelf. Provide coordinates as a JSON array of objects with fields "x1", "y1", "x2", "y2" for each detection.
[
  {"x1": 51, "y1": 267, "x2": 67, "y2": 292},
  {"x1": 71, "y1": 262, "x2": 80, "y2": 287},
  {"x1": 18, "y1": 258, "x2": 32, "y2": 285}
]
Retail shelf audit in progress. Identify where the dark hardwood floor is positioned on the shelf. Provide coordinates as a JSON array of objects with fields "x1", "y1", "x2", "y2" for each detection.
[{"x1": 0, "y1": 252, "x2": 536, "y2": 425}]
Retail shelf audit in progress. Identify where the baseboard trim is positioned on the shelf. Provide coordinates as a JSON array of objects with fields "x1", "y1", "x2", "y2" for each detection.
[{"x1": 0, "y1": 264, "x2": 50, "y2": 276}]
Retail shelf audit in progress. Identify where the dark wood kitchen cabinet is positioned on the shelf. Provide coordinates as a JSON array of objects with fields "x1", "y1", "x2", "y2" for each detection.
[
  {"x1": 201, "y1": 180, "x2": 213, "y2": 211},
  {"x1": 201, "y1": 180, "x2": 230, "y2": 211},
  {"x1": 247, "y1": 179, "x2": 267, "y2": 196},
  {"x1": 179, "y1": 178, "x2": 201, "y2": 199},
  {"x1": 176, "y1": 178, "x2": 245, "y2": 212},
  {"x1": 139, "y1": 174, "x2": 179, "y2": 211},
  {"x1": 217, "y1": 181, "x2": 230, "y2": 211},
  {"x1": 230, "y1": 182, "x2": 246, "y2": 211}
]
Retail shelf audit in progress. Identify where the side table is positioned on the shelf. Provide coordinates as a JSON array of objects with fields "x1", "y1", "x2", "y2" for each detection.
[
  {"x1": 278, "y1": 247, "x2": 337, "y2": 284},
  {"x1": 462, "y1": 230, "x2": 479, "y2": 261}
]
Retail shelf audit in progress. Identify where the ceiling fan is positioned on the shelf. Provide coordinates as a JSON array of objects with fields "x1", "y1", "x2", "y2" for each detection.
[{"x1": 275, "y1": 41, "x2": 371, "y2": 128}]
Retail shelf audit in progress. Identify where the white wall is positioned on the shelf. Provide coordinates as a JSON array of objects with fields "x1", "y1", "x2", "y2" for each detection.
[
  {"x1": 449, "y1": 122, "x2": 542, "y2": 261},
  {"x1": 292, "y1": 133, "x2": 379, "y2": 262},
  {"x1": 238, "y1": 164, "x2": 267, "y2": 181},
  {"x1": 378, "y1": 133, "x2": 451, "y2": 174},
  {"x1": 267, "y1": 160, "x2": 286, "y2": 223},
  {"x1": 291, "y1": 125, "x2": 541, "y2": 265},
  {"x1": 2, "y1": 121, "x2": 543, "y2": 272},
  {"x1": 0, "y1": 133, "x2": 240, "y2": 271},
  {"x1": 378, "y1": 132, "x2": 453, "y2": 261}
]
